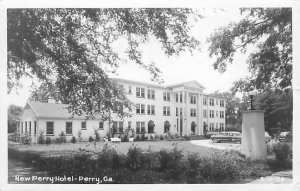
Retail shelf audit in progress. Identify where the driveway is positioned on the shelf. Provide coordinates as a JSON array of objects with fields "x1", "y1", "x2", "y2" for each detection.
[{"x1": 190, "y1": 139, "x2": 241, "y2": 151}]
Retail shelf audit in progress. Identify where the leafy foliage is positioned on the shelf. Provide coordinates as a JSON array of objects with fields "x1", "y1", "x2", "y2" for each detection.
[
  {"x1": 208, "y1": 8, "x2": 292, "y2": 92},
  {"x1": 7, "y1": 8, "x2": 201, "y2": 117},
  {"x1": 253, "y1": 88, "x2": 292, "y2": 131},
  {"x1": 7, "y1": 104, "x2": 23, "y2": 133},
  {"x1": 8, "y1": 146, "x2": 273, "y2": 184}
]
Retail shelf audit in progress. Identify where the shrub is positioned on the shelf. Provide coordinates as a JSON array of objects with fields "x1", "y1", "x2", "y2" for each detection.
[
  {"x1": 20, "y1": 133, "x2": 31, "y2": 145},
  {"x1": 135, "y1": 135, "x2": 140, "y2": 142},
  {"x1": 71, "y1": 136, "x2": 76, "y2": 143},
  {"x1": 94, "y1": 129, "x2": 100, "y2": 142},
  {"x1": 271, "y1": 142, "x2": 292, "y2": 169},
  {"x1": 122, "y1": 134, "x2": 128, "y2": 142},
  {"x1": 88, "y1": 136, "x2": 94, "y2": 142},
  {"x1": 106, "y1": 133, "x2": 111, "y2": 141},
  {"x1": 8, "y1": 146, "x2": 272, "y2": 184},
  {"x1": 160, "y1": 135, "x2": 164, "y2": 141},
  {"x1": 164, "y1": 135, "x2": 168, "y2": 141},
  {"x1": 141, "y1": 133, "x2": 146, "y2": 141},
  {"x1": 55, "y1": 138, "x2": 61, "y2": 144},
  {"x1": 126, "y1": 146, "x2": 144, "y2": 171},
  {"x1": 38, "y1": 131, "x2": 45, "y2": 144},
  {"x1": 159, "y1": 147, "x2": 184, "y2": 181},
  {"x1": 8, "y1": 132, "x2": 21, "y2": 143},
  {"x1": 59, "y1": 131, "x2": 66, "y2": 143},
  {"x1": 46, "y1": 137, "x2": 51, "y2": 145},
  {"x1": 183, "y1": 135, "x2": 190, "y2": 140},
  {"x1": 150, "y1": 135, "x2": 153, "y2": 140}
]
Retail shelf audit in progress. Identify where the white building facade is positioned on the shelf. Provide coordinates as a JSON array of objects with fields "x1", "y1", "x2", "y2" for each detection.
[
  {"x1": 18, "y1": 79, "x2": 226, "y2": 143},
  {"x1": 113, "y1": 79, "x2": 226, "y2": 136}
]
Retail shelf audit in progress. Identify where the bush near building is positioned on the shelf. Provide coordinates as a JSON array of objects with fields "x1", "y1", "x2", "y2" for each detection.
[{"x1": 8, "y1": 145, "x2": 272, "y2": 184}]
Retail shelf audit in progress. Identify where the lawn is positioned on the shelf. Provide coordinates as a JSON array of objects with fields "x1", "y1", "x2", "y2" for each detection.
[{"x1": 10, "y1": 140, "x2": 218, "y2": 157}]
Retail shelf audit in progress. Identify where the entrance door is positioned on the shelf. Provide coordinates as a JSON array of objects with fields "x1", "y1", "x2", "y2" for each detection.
[{"x1": 180, "y1": 118, "x2": 183, "y2": 136}]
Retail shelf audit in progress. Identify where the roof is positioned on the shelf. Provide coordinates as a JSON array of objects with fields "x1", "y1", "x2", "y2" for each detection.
[
  {"x1": 113, "y1": 78, "x2": 168, "y2": 89},
  {"x1": 27, "y1": 102, "x2": 89, "y2": 120},
  {"x1": 114, "y1": 78, "x2": 205, "y2": 90},
  {"x1": 167, "y1": 81, "x2": 205, "y2": 89}
]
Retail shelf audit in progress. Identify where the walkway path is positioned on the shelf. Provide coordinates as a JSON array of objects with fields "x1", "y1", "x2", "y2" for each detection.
[
  {"x1": 248, "y1": 170, "x2": 293, "y2": 184},
  {"x1": 190, "y1": 139, "x2": 241, "y2": 151}
]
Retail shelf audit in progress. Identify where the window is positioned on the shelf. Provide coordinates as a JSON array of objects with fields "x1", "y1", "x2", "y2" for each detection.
[
  {"x1": 21, "y1": 122, "x2": 23, "y2": 133},
  {"x1": 190, "y1": 95, "x2": 196, "y2": 104},
  {"x1": 190, "y1": 108, "x2": 196, "y2": 117},
  {"x1": 148, "y1": 120, "x2": 155, "y2": 133},
  {"x1": 163, "y1": 92, "x2": 170, "y2": 101},
  {"x1": 209, "y1": 110, "x2": 214, "y2": 118},
  {"x1": 209, "y1": 123, "x2": 214, "y2": 131},
  {"x1": 128, "y1": 121, "x2": 131, "y2": 129},
  {"x1": 112, "y1": 121, "x2": 118, "y2": 133},
  {"x1": 164, "y1": 121, "x2": 170, "y2": 133},
  {"x1": 176, "y1": 107, "x2": 178, "y2": 116},
  {"x1": 99, "y1": 121, "x2": 104, "y2": 129},
  {"x1": 209, "y1": 98, "x2": 215, "y2": 106},
  {"x1": 180, "y1": 93, "x2": 183, "y2": 103},
  {"x1": 203, "y1": 110, "x2": 207, "y2": 118},
  {"x1": 136, "y1": 104, "x2": 145, "y2": 114},
  {"x1": 203, "y1": 98, "x2": 207, "y2": 105},
  {"x1": 176, "y1": 93, "x2": 178, "y2": 102},
  {"x1": 180, "y1": 108, "x2": 183, "y2": 116},
  {"x1": 147, "y1": 89, "x2": 155, "y2": 99},
  {"x1": 34, "y1": 121, "x2": 37, "y2": 135},
  {"x1": 128, "y1": 86, "x2": 132, "y2": 94},
  {"x1": 147, "y1": 105, "x2": 155, "y2": 115},
  {"x1": 163, "y1": 106, "x2": 171, "y2": 116},
  {"x1": 136, "y1": 87, "x2": 145, "y2": 98},
  {"x1": 220, "y1": 111, "x2": 225, "y2": 118},
  {"x1": 136, "y1": 121, "x2": 145, "y2": 133},
  {"x1": 119, "y1": 122, "x2": 123, "y2": 133},
  {"x1": 220, "y1": 100, "x2": 225, "y2": 107},
  {"x1": 25, "y1": 122, "x2": 27, "y2": 133},
  {"x1": 46, "y1": 122, "x2": 54, "y2": 135},
  {"x1": 191, "y1": 122, "x2": 196, "y2": 134},
  {"x1": 220, "y1": 123, "x2": 225, "y2": 131},
  {"x1": 66, "y1": 122, "x2": 72, "y2": 134},
  {"x1": 81, "y1": 121, "x2": 87, "y2": 130}
]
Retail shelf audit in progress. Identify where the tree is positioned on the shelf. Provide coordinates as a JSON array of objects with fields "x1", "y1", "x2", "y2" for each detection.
[
  {"x1": 8, "y1": 8, "x2": 201, "y2": 117},
  {"x1": 208, "y1": 8, "x2": 292, "y2": 93},
  {"x1": 253, "y1": 88, "x2": 292, "y2": 132},
  {"x1": 8, "y1": 104, "x2": 23, "y2": 133}
]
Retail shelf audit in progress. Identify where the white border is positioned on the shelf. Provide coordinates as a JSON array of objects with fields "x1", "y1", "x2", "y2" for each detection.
[{"x1": 0, "y1": 0, "x2": 299, "y2": 191}]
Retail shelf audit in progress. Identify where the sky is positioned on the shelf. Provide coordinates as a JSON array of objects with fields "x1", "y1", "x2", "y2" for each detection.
[{"x1": 8, "y1": 8, "x2": 251, "y2": 107}]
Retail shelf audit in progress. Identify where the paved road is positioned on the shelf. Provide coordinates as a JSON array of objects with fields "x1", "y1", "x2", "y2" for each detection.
[{"x1": 190, "y1": 139, "x2": 241, "y2": 151}]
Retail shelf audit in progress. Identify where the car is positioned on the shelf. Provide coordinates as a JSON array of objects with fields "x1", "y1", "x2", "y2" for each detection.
[
  {"x1": 211, "y1": 131, "x2": 272, "y2": 144},
  {"x1": 210, "y1": 131, "x2": 241, "y2": 143},
  {"x1": 278, "y1": 131, "x2": 291, "y2": 142},
  {"x1": 265, "y1": 132, "x2": 272, "y2": 142}
]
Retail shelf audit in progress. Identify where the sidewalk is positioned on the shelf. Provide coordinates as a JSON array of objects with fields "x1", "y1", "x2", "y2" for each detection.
[{"x1": 248, "y1": 170, "x2": 293, "y2": 184}]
